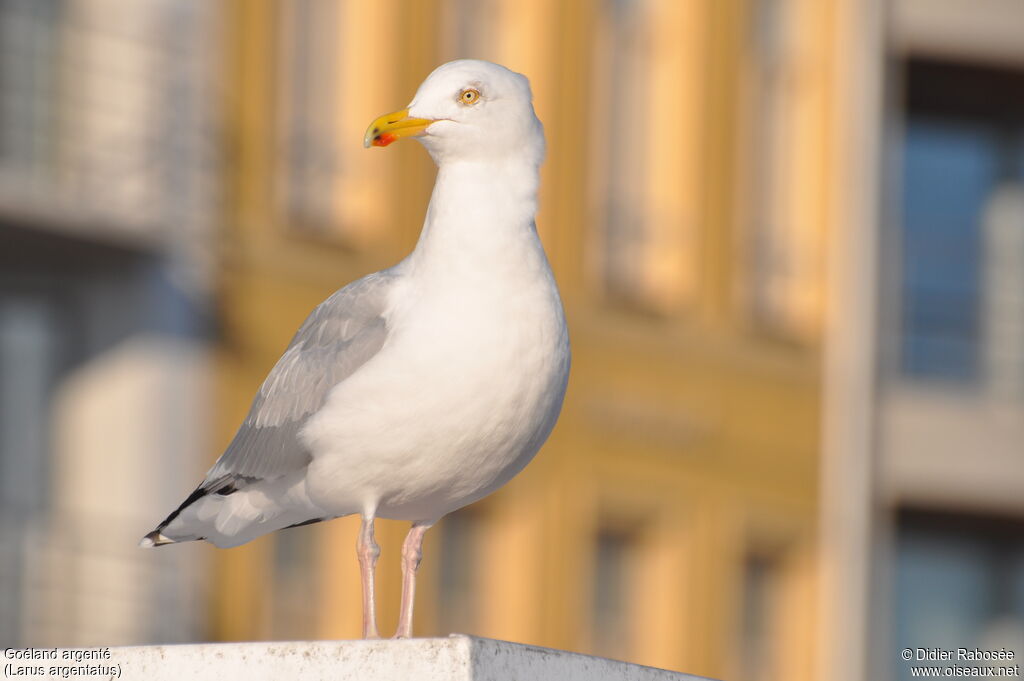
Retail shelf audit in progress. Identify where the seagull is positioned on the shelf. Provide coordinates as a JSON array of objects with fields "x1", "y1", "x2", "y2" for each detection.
[{"x1": 141, "y1": 59, "x2": 570, "y2": 640}]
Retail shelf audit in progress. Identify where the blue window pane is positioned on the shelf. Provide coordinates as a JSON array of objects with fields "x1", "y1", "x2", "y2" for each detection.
[
  {"x1": 900, "y1": 119, "x2": 1000, "y2": 382},
  {"x1": 894, "y1": 518, "x2": 1024, "y2": 681},
  {"x1": 895, "y1": 532, "x2": 989, "y2": 656}
]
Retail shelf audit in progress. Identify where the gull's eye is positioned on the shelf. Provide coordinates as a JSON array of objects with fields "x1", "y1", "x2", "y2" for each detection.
[{"x1": 459, "y1": 88, "x2": 481, "y2": 105}]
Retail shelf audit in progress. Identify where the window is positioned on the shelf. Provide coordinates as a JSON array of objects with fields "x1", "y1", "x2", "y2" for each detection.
[
  {"x1": 274, "y1": 1, "x2": 402, "y2": 244},
  {"x1": 740, "y1": 0, "x2": 827, "y2": 339},
  {"x1": 270, "y1": 526, "x2": 318, "y2": 639},
  {"x1": 894, "y1": 511, "x2": 1024, "y2": 681},
  {"x1": 591, "y1": 528, "x2": 636, "y2": 659},
  {"x1": 594, "y1": 0, "x2": 701, "y2": 312},
  {"x1": 437, "y1": 509, "x2": 481, "y2": 635},
  {"x1": 900, "y1": 121, "x2": 994, "y2": 381},
  {"x1": 438, "y1": 0, "x2": 501, "y2": 62},
  {"x1": 0, "y1": 294, "x2": 59, "y2": 645},
  {"x1": 277, "y1": 0, "x2": 342, "y2": 232},
  {"x1": 899, "y1": 59, "x2": 1024, "y2": 385},
  {"x1": 0, "y1": 0, "x2": 61, "y2": 178},
  {"x1": 0, "y1": 296, "x2": 57, "y2": 518},
  {"x1": 745, "y1": 0, "x2": 791, "y2": 332},
  {"x1": 738, "y1": 552, "x2": 781, "y2": 681}
]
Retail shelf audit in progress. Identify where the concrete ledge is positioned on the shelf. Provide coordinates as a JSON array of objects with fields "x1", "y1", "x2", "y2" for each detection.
[{"x1": 14, "y1": 636, "x2": 717, "y2": 680}]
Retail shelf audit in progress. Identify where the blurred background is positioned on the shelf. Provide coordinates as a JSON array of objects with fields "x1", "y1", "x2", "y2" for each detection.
[{"x1": 0, "y1": 1, "x2": 1022, "y2": 680}]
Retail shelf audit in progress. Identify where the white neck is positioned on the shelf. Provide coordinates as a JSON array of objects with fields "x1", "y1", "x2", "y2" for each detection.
[{"x1": 409, "y1": 158, "x2": 541, "y2": 276}]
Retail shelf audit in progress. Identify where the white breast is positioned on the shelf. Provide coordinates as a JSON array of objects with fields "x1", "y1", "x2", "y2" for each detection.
[{"x1": 301, "y1": 245, "x2": 569, "y2": 522}]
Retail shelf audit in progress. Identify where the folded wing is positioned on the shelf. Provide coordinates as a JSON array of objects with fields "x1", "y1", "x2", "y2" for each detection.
[
  {"x1": 209, "y1": 271, "x2": 393, "y2": 481},
  {"x1": 143, "y1": 271, "x2": 394, "y2": 545}
]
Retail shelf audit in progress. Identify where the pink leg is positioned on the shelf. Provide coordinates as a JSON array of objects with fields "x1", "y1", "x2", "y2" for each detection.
[
  {"x1": 357, "y1": 515, "x2": 381, "y2": 639},
  {"x1": 394, "y1": 522, "x2": 433, "y2": 639}
]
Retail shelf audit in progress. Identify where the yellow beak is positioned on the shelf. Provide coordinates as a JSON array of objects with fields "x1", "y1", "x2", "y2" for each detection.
[{"x1": 363, "y1": 108, "x2": 433, "y2": 148}]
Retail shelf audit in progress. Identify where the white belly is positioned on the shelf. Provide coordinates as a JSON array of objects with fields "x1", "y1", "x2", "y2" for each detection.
[{"x1": 301, "y1": 273, "x2": 569, "y2": 522}]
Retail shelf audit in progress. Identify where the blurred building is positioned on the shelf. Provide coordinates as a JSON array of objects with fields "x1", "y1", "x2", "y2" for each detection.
[
  {"x1": 0, "y1": 0, "x2": 219, "y2": 646},
  {"x1": 818, "y1": 2, "x2": 1024, "y2": 681},
  {"x1": 876, "y1": 2, "x2": 1024, "y2": 681},
  {"x1": 2, "y1": 1, "x2": 1021, "y2": 681}
]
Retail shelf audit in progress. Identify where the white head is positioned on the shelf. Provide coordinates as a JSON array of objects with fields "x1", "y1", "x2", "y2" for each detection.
[{"x1": 364, "y1": 59, "x2": 545, "y2": 167}]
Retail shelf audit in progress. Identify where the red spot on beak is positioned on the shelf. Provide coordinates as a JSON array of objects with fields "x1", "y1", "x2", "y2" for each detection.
[{"x1": 373, "y1": 133, "x2": 398, "y2": 148}]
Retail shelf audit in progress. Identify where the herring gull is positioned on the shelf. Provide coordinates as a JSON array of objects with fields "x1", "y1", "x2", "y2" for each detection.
[{"x1": 141, "y1": 59, "x2": 570, "y2": 639}]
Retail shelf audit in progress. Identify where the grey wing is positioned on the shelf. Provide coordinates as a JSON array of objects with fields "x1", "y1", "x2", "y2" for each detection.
[{"x1": 203, "y1": 270, "x2": 393, "y2": 484}]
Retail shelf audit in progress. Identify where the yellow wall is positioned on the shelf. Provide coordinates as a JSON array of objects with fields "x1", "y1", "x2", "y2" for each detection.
[{"x1": 210, "y1": 1, "x2": 837, "y2": 679}]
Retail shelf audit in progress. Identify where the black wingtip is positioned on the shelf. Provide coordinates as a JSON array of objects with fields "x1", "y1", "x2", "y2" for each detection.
[
  {"x1": 144, "y1": 474, "x2": 259, "y2": 549},
  {"x1": 144, "y1": 483, "x2": 212, "y2": 546},
  {"x1": 139, "y1": 529, "x2": 176, "y2": 548}
]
